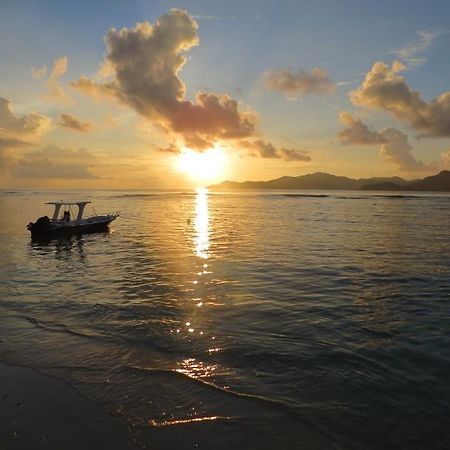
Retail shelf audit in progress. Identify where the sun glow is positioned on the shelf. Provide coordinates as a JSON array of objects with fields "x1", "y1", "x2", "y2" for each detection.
[{"x1": 177, "y1": 147, "x2": 227, "y2": 185}]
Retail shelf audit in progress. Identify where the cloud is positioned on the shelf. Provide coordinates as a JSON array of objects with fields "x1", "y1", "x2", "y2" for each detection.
[
  {"x1": 263, "y1": 67, "x2": 335, "y2": 98},
  {"x1": 0, "y1": 129, "x2": 31, "y2": 170},
  {"x1": 57, "y1": 113, "x2": 93, "y2": 133},
  {"x1": 378, "y1": 128, "x2": 429, "y2": 172},
  {"x1": 338, "y1": 111, "x2": 387, "y2": 145},
  {"x1": 72, "y1": 76, "x2": 116, "y2": 99},
  {"x1": 278, "y1": 147, "x2": 312, "y2": 162},
  {"x1": 50, "y1": 57, "x2": 67, "y2": 78},
  {"x1": 0, "y1": 98, "x2": 51, "y2": 136},
  {"x1": 13, "y1": 144, "x2": 97, "y2": 179},
  {"x1": 389, "y1": 30, "x2": 442, "y2": 66},
  {"x1": 72, "y1": 9, "x2": 257, "y2": 150},
  {"x1": 31, "y1": 57, "x2": 70, "y2": 102},
  {"x1": 191, "y1": 14, "x2": 236, "y2": 21},
  {"x1": 154, "y1": 143, "x2": 180, "y2": 154},
  {"x1": 0, "y1": 98, "x2": 51, "y2": 169},
  {"x1": 240, "y1": 140, "x2": 311, "y2": 162},
  {"x1": 31, "y1": 57, "x2": 70, "y2": 101},
  {"x1": 0, "y1": 129, "x2": 31, "y2": 150},
  {"x1": 103, "y1": 114, "x2": 120, "y2": 128},
  {"x1": 350, "y1": 60, "x2": 450, "y2": 138},
  {"x1": 337, "y1": 81, "x2": 356, "y2": 87},
  {"x1": 183, "y1": 134, "x2": 212, "y2": 150},
  {"x1": 441, "y1": 150, "x2": 450, "y2": 169},
  {"x1": 338, "y1": 111, "x2": 429, "y2": 172},
  {"x1": 31, "y1": 65, "x2": 47, "y2": 80},
  {"x1": 47, "y1": 57, "x2": 69, "y2": 101}
]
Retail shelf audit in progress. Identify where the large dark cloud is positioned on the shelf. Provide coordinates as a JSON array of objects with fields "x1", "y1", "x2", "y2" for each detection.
[
  {"x1": 240, "y1": 140, "x2": 311, "y2": 162},
  {"x1": 263, "y1": 67, "x2": 335, "y2": 98},
  {"x1": 72, "y1": 9, "x2": 257, "y2": 150},
  {"x1": 350, "y1": 61, "x2": 450, "y2": 138},
  {"x1": 338, "y1": 111, "x2": 429, "y2": 172},
  {"x1": 13, "y1": 144, "x2": 97, "y2": 179}
]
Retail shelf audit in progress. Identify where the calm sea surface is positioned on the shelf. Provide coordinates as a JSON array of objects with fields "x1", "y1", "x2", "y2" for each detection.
[{"x1": 0, "y1": 189, "x2": 449, "y2": 449}]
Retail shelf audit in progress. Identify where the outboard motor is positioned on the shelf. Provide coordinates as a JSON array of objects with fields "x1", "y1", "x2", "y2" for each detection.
[{"x1": 27, "y1": 216, "x2": 52, "y2": 235}]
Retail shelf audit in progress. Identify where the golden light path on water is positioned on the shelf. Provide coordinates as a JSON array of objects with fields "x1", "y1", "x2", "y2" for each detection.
[
  {"x1": 174, "y1": 187, "x2": 219, "y2": 388},
  {"x1": 194, "y1": 187, "x2": 209, "y2": 259}
]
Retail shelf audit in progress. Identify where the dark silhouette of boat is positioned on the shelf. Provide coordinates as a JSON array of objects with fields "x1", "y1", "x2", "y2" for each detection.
[{"x1": 27, "y1": 201, "x2": 119, "y2": 238}]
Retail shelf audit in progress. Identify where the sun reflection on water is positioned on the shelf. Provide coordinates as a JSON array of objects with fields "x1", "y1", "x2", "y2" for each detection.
[
  {"x1": 194, "y1": 187, "x2": 209, "y2": 259},
  {"x1": 176, "y1": 357, "x2": 218, "y2": 379},
  {"x1": 171, "y1": 187, "x2": 223, "y2": 388}
]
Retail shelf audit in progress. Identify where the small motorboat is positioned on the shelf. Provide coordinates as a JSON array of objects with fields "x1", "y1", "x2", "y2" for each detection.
[{"x1": 27, "y1": 201, "x2": 119, "y2": 237}]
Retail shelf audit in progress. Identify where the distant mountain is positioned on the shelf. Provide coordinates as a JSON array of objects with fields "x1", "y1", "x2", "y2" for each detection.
[
  {"x1": 408, "y1": 170, "x2": 450, "y2": 191},
  {"x1": 210, "y1": 171, "x2": 450, "y2": 192},
  {"x1": 359, "y1": 176, "x2": 411, "y2": 187},
  {"x1": 262, "y1": 173, "x2": 358, "y2": 190},
  {"x1": 359, "y1": 181, "x2": 405, "y2": 191},
  {"x1": 211, "y1": 172, "x2": 409, "y2": 190}
]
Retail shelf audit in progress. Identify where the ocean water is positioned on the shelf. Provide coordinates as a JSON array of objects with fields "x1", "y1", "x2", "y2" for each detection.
[{"x1": 0, "y1": 189, "x2": 449, "y2": 449}]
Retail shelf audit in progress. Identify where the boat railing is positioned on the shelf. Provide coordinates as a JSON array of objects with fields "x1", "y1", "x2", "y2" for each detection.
[
  {"x1": 105, "y1": 210, "x2": 120, "y2": 217},
  {"x1": 90, "y1": 210, "x2": 120, "y2": 218}
]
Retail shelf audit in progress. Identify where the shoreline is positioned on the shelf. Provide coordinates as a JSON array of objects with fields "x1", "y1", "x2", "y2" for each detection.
[{"x1": 0, "y1": 361, "x2": 137, "y2": 450}]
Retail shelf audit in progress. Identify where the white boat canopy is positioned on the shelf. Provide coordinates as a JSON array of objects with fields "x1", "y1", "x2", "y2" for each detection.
[{"x1": 46, "y1": 201, "x2": 91, "y2": 222}]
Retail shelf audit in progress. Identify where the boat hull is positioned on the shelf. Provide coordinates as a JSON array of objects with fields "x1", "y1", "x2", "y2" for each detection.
[{"x1": 27, "y1": 216, "x2": 116, "y2": 238}]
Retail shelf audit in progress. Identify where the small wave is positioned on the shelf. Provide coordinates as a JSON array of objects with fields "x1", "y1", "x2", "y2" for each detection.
[
  {"x1": 369, "y1": 194, "x2": 424, "y2": 199},
  {"x1": 281, "y1": 194, "x2": 330, "y2": 198},
  {"x1": 26, "y1": 316, "x2": 101, "y2": 341},
  {"x1": 128, "y1": 365, "x2": 337, "y2": 444},
  {"x1": 110, "y1": 192, "x2": 194, "y2": 199},
  {"x1": 129, "y1": 365, "x2": 301, "y2": 418},
  {"x1": 335, "y1": 196, "x2": 367, "y2": 200},
  {"x1": 149, "y1": 415, "x2": 234, "y2": 428}
]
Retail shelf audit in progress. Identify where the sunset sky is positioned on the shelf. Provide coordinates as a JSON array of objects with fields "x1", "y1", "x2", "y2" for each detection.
[{"x1": 1, "y1": 0, "x2": 450, "y2": 188}]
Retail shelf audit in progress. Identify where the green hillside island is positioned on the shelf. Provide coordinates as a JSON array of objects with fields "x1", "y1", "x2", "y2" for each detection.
[{"x1": 210, "y1": 171, "x2": 450, "y2": 192}]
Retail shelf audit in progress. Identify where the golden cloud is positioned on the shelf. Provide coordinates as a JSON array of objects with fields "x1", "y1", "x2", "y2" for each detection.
[
  {"x1": 240, "y1": 140, "x2": 311, "y2": 161},
  {"x1": 48, "y1": 57, "x2": 69, "y2": 102},
  {"x1": 350, "y1": 61, "x2": 450, "y2": 138},
  {"x1": 57, "y1": 113, "x2": 93, "y2": 133},
  {"x1": 0, "y1": 98, "x2": 51, "y2": 169}
]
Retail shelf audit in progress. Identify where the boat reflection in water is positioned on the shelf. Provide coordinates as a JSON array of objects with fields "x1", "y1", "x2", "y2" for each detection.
[{"x1": 28, "y1": 233, "x2": 91, "y2": 265}]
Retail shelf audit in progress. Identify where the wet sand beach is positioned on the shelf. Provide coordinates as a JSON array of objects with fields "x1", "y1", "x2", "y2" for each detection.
[{"x1": 0, "y1": 362, "x2": 136, "y2": 450}]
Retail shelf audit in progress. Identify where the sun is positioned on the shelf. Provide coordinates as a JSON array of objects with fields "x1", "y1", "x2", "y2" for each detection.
[{"x1": 177, "y1": 147, "x2": 227, "y2": 185}]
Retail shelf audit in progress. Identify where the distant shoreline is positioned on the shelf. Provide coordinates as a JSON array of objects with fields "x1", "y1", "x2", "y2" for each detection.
[{"x1": 210, "y1": 170, "x2": 450, "y2": 192}]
